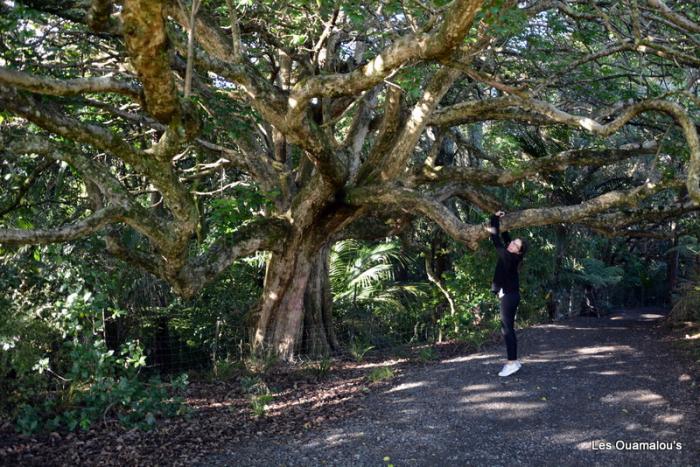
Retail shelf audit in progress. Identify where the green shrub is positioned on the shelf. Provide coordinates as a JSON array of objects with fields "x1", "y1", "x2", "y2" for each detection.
[
  {"x1": 349, "y1": 338, "x2": 374, "y2": 362},
  {"x1": 243, "y1": 347, "x2": 279, "y2": 374},
  {"x1": 14, "y1": 338, "x2": 189, "y2": 434},
  {"x1": 417, "y1": 347, "x2": 438, "y2": 362},
  {"x1": 314, "y1": 356, "x2": 333, "y2": 378},
  {"x1": 240, "y1": 375, "x2": 269, "y2": 395},
  {"x1": 367, "y1": 366, "x2": 394, "y2": 382},
  {"x1": 250, "y1": 394, "x2": 274, "y2": 417},
  {"x1": 213, "y1": 359, "x2": 238, "y2": 380}
]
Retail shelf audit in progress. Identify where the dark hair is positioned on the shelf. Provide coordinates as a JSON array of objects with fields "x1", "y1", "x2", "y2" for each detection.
[
  {"x1": 517, "y1": 238, "x2": 529, "y2": 256},
  {"x1": 516, "y1": 239, "x2": 528, "y2": 274}
]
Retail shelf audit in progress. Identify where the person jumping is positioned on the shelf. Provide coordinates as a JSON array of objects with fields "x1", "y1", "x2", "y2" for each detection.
[{"x1": 488, "y1": 211, "x2": 529, "y2": 377}]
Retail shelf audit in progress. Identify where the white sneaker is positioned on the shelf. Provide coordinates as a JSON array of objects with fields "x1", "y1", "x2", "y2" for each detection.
[{"x1": 498, "y1": 360, "x2": 522, "y2": 377}]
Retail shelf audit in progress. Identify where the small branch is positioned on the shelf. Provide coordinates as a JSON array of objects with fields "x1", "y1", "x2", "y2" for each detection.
[
  {"x1": 0, "y1": 159, "x2": 56, "y2": 217},
  {"x1": 409, "y1": 142, "x2": 659, "y2": 187},
  {"x1": 175, "y1": 217, "x2": 290, "y2": 298},
  {"x1": 287, "y1": 0, "x2": 483, "y2": 118},
  {"x1": 179, "y1": 0, "x2": 203, "y2": 98},
  {"x1": 225, "y1": 0, "x2": 243, "y2": 61},
  {"x1": 0, "y1": 206, "x2": 126, "y2": 245},
  {"x1": 646, "y1": 0, "x2": 700, "y2": 34},
  {"x1": 0, "y1": 66, "x2": 141, "y2": 100}
]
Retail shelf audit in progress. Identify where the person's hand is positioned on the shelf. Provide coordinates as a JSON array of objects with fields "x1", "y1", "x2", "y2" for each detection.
[{"x1": 495, "y1": 210, "x2": 505, "y2": 217}]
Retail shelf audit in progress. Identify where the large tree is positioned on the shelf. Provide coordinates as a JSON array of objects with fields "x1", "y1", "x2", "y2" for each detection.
[{"x1": 1, "y1": 0, "x2": 698, "y2": 359}]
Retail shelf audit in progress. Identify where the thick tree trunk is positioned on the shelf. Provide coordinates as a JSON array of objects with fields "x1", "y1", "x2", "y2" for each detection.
[
  {"x1": 250, "y1": 233, "x2": 340, "y2": 360},
  {"x1": 250, "y1": 236, "x2": 313, "y2": 360},
  {"x1": 301, "y1": 243, "x2": 340, "y2": 356},
  {"x1": 666, "y1": 221, "x2": 679, "y2": 305},
  {"x1": 550, "y1": 225, "x2": 567, "y2": 319}
]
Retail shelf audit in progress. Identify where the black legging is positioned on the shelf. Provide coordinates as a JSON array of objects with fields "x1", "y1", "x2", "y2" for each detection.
[{"x1": 500, "y1": 291, "x2": 520, "y2": 360}]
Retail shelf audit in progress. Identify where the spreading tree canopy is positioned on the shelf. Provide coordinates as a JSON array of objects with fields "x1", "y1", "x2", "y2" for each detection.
[{"x1": 1, "y1": 0, "x2": 698, "y2": 358}]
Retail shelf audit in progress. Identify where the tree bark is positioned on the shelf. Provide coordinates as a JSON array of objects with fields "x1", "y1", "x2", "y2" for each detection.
[
  {"x1": 249, "y1": 236, "x2": 311, "y2": 360},
  {"x1": 666, "y1": 220, "x2": 679, "y2": 305},
  {"x1": 249, "y1": 232, "x2": 340, "y2": 360},
  {"x1": 551, "y1": 225, "x2": 568, "y2": 319},
  {"x1": 301, "y1": 243, "x2": 340, "y2": 356}
]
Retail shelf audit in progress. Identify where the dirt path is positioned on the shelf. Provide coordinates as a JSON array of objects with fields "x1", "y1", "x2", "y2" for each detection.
[{"x1": 203, "y1": 309, "x2": 699, "y2": 466}]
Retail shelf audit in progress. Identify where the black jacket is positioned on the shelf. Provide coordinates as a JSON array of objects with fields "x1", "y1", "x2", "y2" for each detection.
[{"x1": 490, "y1": 214, "x2": 522, "y2": 295}]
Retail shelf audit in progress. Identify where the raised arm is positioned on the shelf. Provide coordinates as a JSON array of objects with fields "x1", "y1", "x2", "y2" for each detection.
[
  {"x1": 490, "y1": 214, "x2": 505, "y2": 249},
  {"x1": 490, "y1": 212, "x2": 510, "y2": 261}
]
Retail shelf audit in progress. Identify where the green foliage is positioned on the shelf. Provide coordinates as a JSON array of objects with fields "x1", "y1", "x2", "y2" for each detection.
[
  {"x1": 14, "y1": 336, "x2": 189, "y2": 434},
  {"x1": 250, "y1": 393, "x2": 274, "y2": 418},
  {"x1": 367, "y1": 366, "x2": 394, "y2": 383},
  {"x1": 666, "y1": 236, "x2": 700, "y2": 258},
  {"x1": 461, "y1": 321, "x2": 501, "y2": 350},
  {"x1": 443, "y1": 247, "x2": 496, "y2": 333},
  {"x1": 0, "y1": 242, "x2": 193, "y2": 434},
  {"x1": 213, "y1": 358, "x2": 239, "y2": 380},
  {"x1": 331, "y1": 239, "x2": 430, "y2": 346},
  {"x1": 348, "y1": 338, "x2": 375, "y2": 362},
  {"x1": 417, "y1": 347, "x2": 438, "y2": 362},
  {"x1": 2, "y1": 0, "x2": 695, "y2": 437},
  {"x1": 207, "y1": 185, "x2": 275, "y2": 237},
  {"x1": 240, "y1": 375, "x2": 269, "y2": 395},
  {"x1": 670, "y1": 279, "x2": 700, "y2": 323},
  {"x1": 243, "y1": 347, "x2": 279, "y2": 375},
  {"x1": 568, "y1": 258, "x2": 623, "y2": 288},
  {"x1": 241, "y1": 373, "x2": 274, "y2": 417},
  {"x1": 313, "y1": 356, "x2": 333, "y2": 378}
]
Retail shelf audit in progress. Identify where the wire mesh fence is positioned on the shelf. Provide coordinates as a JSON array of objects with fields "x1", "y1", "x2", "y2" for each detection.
[{"x1": 110, "y1": 307, "x2": 507, "y2": 376}]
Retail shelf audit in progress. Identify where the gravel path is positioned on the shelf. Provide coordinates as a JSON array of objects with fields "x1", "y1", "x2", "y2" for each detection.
[{"x1": 203, "y1": 309, "x2": 699, "y2": 466}]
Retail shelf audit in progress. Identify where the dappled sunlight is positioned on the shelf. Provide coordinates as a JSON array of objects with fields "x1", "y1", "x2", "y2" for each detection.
[
  {"x1": 521, "y1": 354, "x2": 567, "y2": 363},
  {"x1": 512, "y1": 344, "x2": 640, "y2": 364},
  {"x1": 363, "y1": 55, "x2": 384, "y2": 76},
  {"x1": 441, "y1": 353, "x2": 499, "y2": 364},
  {"x1": 461, "y1": 383, "x2": 497, "y2": 392},
  {"x1": 385, "y1": 381, "x2": 430, "y2": 393},
  {"x1": 579, "y1": 117, "x2": 597, "y2": 131},
  {"x1": 354, "y1": 358, "x2": 409, "y2": 369},
  {"x1": 600, "y1": 389, "x2": 667, "y2": 407},
  {"x1": 298, "y1": 430, "x2": 367, "y2": 449},
  {"x1": 322, "y1": 431, "x2": 366, "y2": 447},
  {"x1": 575, "y1": 345, "x2": 634, "y2": 355},
  {"x1": 458, "y1": 401, "x2": 548, "y2": 419},
  {"x1": 610, "y1": 313, "x2": 665, "y2": 321},
  {"x1": 539, "y1": 324, "x2": 631, "y2": 331},
  {"x1": 388, "y1": 396, "x2": 417, "y2": 405},
  {"x1": 639, "y1": 313, "x2": 665, "y2": 320},
  {"x1": 454, "y1": 387, "x2": 548, "y2": 419},
  {"x1": 187, "y1": 397, "x2": 238, "y2": 410},
  {"x1": 266, "y1": 394, "x2": 358, "y2": 416},
  {"x1": 545, "y1": 429, "x2": 606, "y2": 445},
  {"x1": 459, "y1": 389, "x2": 530, "y2": 403},
  {"x1": 654, "y1": 413, "x2": 684, "y2": 424},
  {"x1": 263, "y1": 378, "x2": 366, "y2": 413}
]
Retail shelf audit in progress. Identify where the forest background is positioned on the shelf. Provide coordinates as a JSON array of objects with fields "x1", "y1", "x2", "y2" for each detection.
[{"x1": 0, "y1": 0, "x2": 698, "y2": 435}]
